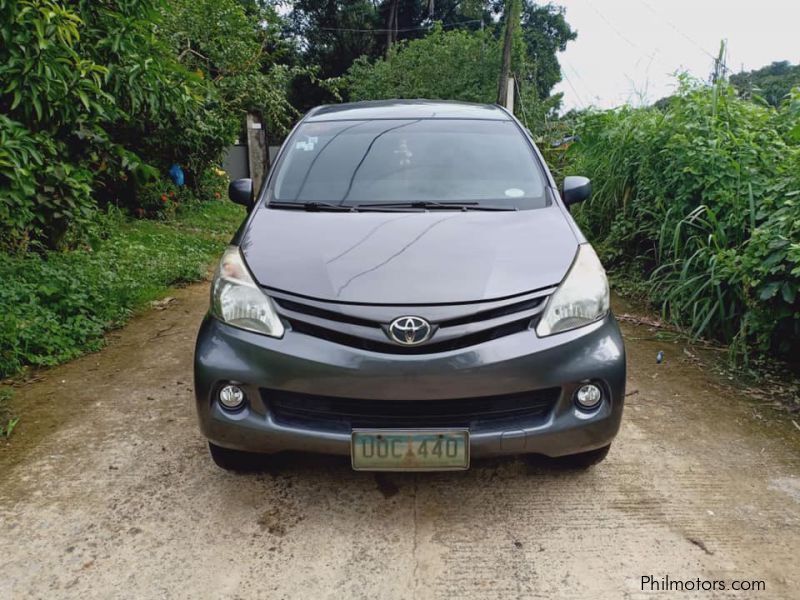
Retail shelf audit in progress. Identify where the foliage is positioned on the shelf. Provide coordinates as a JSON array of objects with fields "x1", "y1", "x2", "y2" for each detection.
[
  {"x1": 135, "y1": 179, "x2": 187, "y2": 219},
  {"x1": 160, "y1": 0, "x2": 302, "y2": 139},
  {"x1": 0, "y1": 200, "x2": 245, "y2": 379},
  {"x1": 346, "y1": 23, "x2": 560, "y2": 129},
  {"x1": 517, "y1": 1, "x2": 574, "y2": 103},
  {"x1": 0, "y1": 114, "x2": 94, "y2": 251},
  {"x1": 566, "y1": 77, "x2": 800, "y2": 363},
  {"x1": 289, "y1": 0, "x2": 575, "y2": 112},
  {"x1": 0, "y1": 0, "x2": 215, "y2": 247},
  {"x1": 194, "y1": 167, "x2": 230, "y2": 203},
  {"x1": 347, "y1": 24, "x2": 502, "y2": 103},
  {"x1": 1, "y1": 0, "x2": 111, "y2": 248},
  {"x1": 346, "y1": 16, "x2": 565, "y2": 127},
  {"x1": 0, "y1": 0, "x2": 296, "y2": 250},
  {"x1": 730, "y1": 61, "x2": 800, "y2": 108},
  {"x1": 0, "y1": 386, "x2": 16, "y2": 438},
  {"x1": 288, "y1": 0, "x2": 381, "y2": 79}
]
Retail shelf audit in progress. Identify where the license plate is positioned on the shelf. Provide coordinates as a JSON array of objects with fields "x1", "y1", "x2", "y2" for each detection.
[{"x1": 351, "y1": 430, "x2": 470, "y2": 471}]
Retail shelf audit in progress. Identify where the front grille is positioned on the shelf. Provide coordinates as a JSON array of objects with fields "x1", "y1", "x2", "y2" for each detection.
[
  {"x1": 272, "y1": 294, "x2": 547, "y2": 354},
  {"x1": 266, "y1": 388, "x2": 560, "y2": 432},
  {"x1": 274, "y1": 298, "x2": 376, "y2": 327},
  {"x1": 438, "y1": 297, "x2": 544, "y2": 327},
  {"x1": 288, "y1": 317, "x2": 532, "y2": 354}
]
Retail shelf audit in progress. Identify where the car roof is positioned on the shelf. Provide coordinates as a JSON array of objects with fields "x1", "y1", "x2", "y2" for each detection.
[{"x1": 305, "y1": 100, "x2": 511, "y2": 122}]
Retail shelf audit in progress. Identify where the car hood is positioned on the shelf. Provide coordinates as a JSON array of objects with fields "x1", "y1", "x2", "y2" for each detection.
[{"x1": 240, "y1": 206, "x2": 579, "y2": 304}]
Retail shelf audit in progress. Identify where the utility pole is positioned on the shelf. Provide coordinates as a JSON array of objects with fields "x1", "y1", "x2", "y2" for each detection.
[
  {"x1": 497, "y1": 0, "x2": 518, "y2": 107},
  {"x1": 246, "y1": 113, "x2": 268, "y2": 194},
  {"x1": 386, "y1": 0, "x2": 399, "y2": 57},
  {"x1": 710, "y1": 39, "x2": 728, "y2": 85}
]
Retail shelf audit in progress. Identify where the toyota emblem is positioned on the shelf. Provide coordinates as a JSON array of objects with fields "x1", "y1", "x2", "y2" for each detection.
[{"x1": 388, "y1": 316, "x2": 433, "y2": 346}]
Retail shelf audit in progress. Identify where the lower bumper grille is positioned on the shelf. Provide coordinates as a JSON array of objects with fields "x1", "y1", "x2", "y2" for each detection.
[{"x1": 265, "y1": 388, "x2": 560, "y2": 432}]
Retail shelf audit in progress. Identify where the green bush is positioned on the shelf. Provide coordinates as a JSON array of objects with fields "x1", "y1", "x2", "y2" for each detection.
[
  {"x1": 567, "y1": 78, "x2": 800, "y2": 362},
  {"x1": 347, "y1": 24, "x2": 503, "y2": 104},
  {"x1": 0, "y1": 0, "x2": 212, "y2": 247},
  {"x1": 0, "y1": 114, "x2": 94, "y2": 251},
  {"x1": 0, "y1": 386, "x2": 16, "y2": 438},
  {"x1": 345, "y1": 22, "x2": 562, "y2": 123},
  {"x1": 0, "y1": 200, "x2": 244, "y2": 378},
  {"x1": 0, "y1": 0, "x2": 299, "y2": 250}
]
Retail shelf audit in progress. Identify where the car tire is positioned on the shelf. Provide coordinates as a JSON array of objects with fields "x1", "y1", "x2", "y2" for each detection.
[
  {"x1": 556, "y1": 444, "x2": 611, "y2": 469},
  {"x1": 208, "y1": 442, "x2": 265, "y2": 472}
]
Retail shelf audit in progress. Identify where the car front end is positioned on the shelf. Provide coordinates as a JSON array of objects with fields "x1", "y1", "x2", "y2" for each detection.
[{"x1": 194, "y1": 100, "x2": 625, "y2": 471}]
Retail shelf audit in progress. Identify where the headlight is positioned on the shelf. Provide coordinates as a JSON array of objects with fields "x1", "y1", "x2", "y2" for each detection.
[
  {"x1": 536, "y1": 244, "x2": 609, "y2": 336},
  {"x1": 211, "y1": 246, "x2": 285, "y2": 338}
]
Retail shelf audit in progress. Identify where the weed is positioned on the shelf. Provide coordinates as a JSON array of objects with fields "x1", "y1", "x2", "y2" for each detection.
[
  {"x1": 568, "y1": 77, "x2": 800, "y2": 364},
  {"x1": 0, "y1": 201, "x2": 244, "y2": 378},
  {"x1": 0, "y1": 387, "x2": 16, "y2": 438}
]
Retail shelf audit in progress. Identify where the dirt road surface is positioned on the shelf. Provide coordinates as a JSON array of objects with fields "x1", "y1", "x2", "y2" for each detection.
[{"x1": 1, "y1": 284, "x2": 799, "y2": 599}]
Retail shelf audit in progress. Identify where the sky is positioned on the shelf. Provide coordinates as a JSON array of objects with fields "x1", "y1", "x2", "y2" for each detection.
[{"x1": 552, "y1": 0, "x2": 800, "y2": 112}]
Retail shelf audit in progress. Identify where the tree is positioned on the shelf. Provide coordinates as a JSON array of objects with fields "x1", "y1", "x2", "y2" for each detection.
[
  {"x1": 519, "y1": 1, "x2": 576, "y2": 100},
  {"x1": 286, "y1": 0, "x2": 382, "y2": 109},
  {"x1": 730, "y1": 61, "x2": 800, "y2": 107},
  {"x1": 288, "y1": 0, "x2": 575, "y2": 113},
  {"x1": 347, "y1": 24, "x2": 501, "y2": 104},
  {"x1": 0, "y1": 0, "x2": 301, "y2": 249},
  {"x1": 160, "y1": 0, "x2": 302, "y2": 139},
  {"x1": 0, "y1": 0, "x2": 210, "y2": 248}
]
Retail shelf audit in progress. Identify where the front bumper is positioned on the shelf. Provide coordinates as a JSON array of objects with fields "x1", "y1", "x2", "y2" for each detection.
[{"x1": 193, "y1": 314, "x2": 626, "y2": 458}]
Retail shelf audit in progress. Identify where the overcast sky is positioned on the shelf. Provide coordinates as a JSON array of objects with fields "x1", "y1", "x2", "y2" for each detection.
[{"x1": 552, "y1": 0, "x2": 800, "y2": 112}]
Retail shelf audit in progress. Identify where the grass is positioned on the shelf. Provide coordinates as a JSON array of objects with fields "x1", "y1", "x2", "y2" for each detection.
[
  {"x1": 0, "y1": 200, "x2": 245, "y2": 383},
  {"x1": 0, "y1": 387, "x2": 17, "y2": 438},
  {"x1": 567, "y1": 79, "x2": 800, "y2": 365}
]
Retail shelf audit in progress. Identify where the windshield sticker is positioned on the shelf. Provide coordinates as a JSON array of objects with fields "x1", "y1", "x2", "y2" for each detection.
[
  {"x1": 505, "y1": 188, "x2": 524, "y2": 198},
  {"x1": 295, "y1": 136, "x2": 319, "y2": 151}
]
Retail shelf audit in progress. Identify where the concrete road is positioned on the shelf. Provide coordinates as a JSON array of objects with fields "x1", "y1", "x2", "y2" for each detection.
[{"x1": 1, "y1": 285, "x2": 798, "y2": 599}]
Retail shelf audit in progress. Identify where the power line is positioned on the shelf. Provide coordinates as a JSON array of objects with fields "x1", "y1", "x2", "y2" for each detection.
[
  {"x1": 318, "y1": 19, "x2": 483, "y2": 34},
  {"x1": 562, "y1": 58, "x2": 598, "y2": 105},
  {"x1": 578, "y1": 0, "x2": 710, "y2": 98},
  {"x1": 581, "y1": 0, "x2": 661, "y2": 65},
  {"x1": 513, "y1": 75, "x2": 530, "y2": 129},
  {"x1": 633, "y1": 0, "x2": 732, "y2": 73},
  {"x1": 561, "y1": 69, "x2": 588, "y2": 110}
]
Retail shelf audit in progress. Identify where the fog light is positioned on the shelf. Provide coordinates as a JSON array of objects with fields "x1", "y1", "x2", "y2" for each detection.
[
  {"x1": 575, "y1": 383, "x2": 602, "y2": 410},
  {"x1": 218, "y1": 384, "x2": 245, "y2": 410}
]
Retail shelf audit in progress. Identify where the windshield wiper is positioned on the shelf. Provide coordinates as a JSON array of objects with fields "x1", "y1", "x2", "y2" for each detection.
[
  {"x1": 268, "y1": 201, "x2": 355, "y2": 212},
  {"x1": 354, "y1": 201, "x2": 517, "y2": 212}
]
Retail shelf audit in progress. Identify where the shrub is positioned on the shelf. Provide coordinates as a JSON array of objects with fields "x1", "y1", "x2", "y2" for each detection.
[
  {"x1": 0, "y1": 0, "x2": 297, "y2": 250},
  {"x1": 0, "y1": 115, "x2": 94, "y2": 251},
  {"x1": 194, "y1": 167, "x2": 229, "y2": 202},
  {"x1": 347, "y1": 25, "x2": 503, "y2": 104},
  {"x1": 0, "y1": 201, "x2": 244, "y2": 378},
  {"x1": 0, "y1": 0, "x2": 214, "y2": 248},
  {"x1": 567, "y1": 78, "x2": 800, "y2": 362}
]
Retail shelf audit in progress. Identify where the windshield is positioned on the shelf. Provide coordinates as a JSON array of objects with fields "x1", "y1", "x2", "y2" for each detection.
[{"x1": 270, "y1": 119, "x2": 548, "y2": 209}]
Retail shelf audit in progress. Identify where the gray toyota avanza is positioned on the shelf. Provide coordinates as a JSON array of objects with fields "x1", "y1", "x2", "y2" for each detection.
[{"x1": 194, "y1": 100, "x2": 625, "y2": 472}]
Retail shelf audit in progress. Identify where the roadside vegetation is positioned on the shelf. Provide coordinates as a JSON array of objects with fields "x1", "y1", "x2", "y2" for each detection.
[
  {"x1": 0, "y1": 0, "x2": 278, "y2": 430},
  {"x1": 0, "y1": 0, "x2": 299, "y2": 252},
  {"x1": 1, "y1": 0, "x2": 573, "y2": 377},
  {"x1": 0, "y1": 199, "x2": 244, "y2": 378},
  {"x1": 563, "y1": 78, "x2": 800, "y2": 367},
  {"x1": 2, "y1": 0, "x2": 798, "y2": 431},
  {"x1": 0, "y1": 199, "x2": 244, "y2": 430}
]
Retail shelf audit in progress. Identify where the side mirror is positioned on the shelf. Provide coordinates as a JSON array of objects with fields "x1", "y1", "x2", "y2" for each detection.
[
  {"x1": 228, "y1": 178, "x2": 253, "y2": 208},
  {"x1": 562, "y1": 176, "x2": 592, "y2": 206}
]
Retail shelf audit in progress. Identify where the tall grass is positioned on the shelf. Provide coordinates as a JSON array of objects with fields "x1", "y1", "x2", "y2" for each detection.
[
  {"x1": 0, "y1": 201, "x2": 244, "y2": 379},
  {"x1": 567, "y1": 77, "x2": 800, "y2": 364}
]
